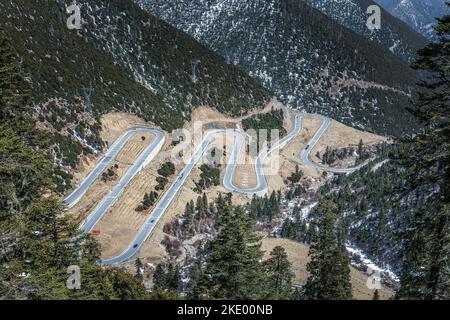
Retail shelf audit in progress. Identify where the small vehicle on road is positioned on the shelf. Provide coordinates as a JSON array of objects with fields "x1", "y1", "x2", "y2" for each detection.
[
  {"x1": 305, "y1": 145, "x2": 310, "y2": 150},
  {"x1": 133, "y1": 244, "x2": 138, "y2": 248}
]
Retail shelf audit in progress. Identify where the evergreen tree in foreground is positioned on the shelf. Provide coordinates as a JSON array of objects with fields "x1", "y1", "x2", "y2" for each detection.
[
  {"x1": 373, "y1": 289, "x2": 380, "y2": 300},
  {"x1": 397, "y1": 8, "x2": 450, "y2": 300},
  {"x1": 0, "y1": 29, "x2": 148, "y2": 300},
  {"x1": 194, "y1": 203, "x2": 271, "y2": 299},
  {"x1": 152, "y1": 262, "x2": 181, "y2": 293},
  {"x1": 303, "y1": 199, "x2": 352, "y2": 300},
  {"x1": 263, "y1": 246, "x2": 294, "y2": 299}
]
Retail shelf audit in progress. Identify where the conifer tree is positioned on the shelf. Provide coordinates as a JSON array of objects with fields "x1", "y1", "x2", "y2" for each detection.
[
  {"x1": 303, "y1": 199, "x2": 352, "y2": 300},
  {"x1": 0, "y1": 30, "x2": 34, "y2": 136},
  {"x1": 135, "y1": 258, "x2": 144, "y2": 281},
  {"x1": 153, "y1": 263, "x2": 167, "y2": 291},
  {"x1": 373, "y1": 289, "x2": 380, "y2": 300},
  {"x1": 263, "y1": 246, "x2": 294, "y2": 299},
  {"x1": 397, "y1": 8, "x2": 450, "y2": 300},
  {"x1": 167, "y1": 264, "x2": 181, "y2": 292},
  {"x1": 194, "y1": 203, "x2": 270, "y2": 299}
]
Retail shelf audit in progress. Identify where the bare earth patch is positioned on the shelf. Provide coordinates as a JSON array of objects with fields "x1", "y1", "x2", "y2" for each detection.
[
  {"x1": 67, "y1": 131, "x2": 155, "y2": 221},
  {"x1": 70, "y1": 103, "x2": 389, "y2": 285},
  {"x1": 261, "y1": 238, "x2": 394, "y2": 300},
  {"x1": 311, "y1": 119, "x2": 387, "y2": 166}
]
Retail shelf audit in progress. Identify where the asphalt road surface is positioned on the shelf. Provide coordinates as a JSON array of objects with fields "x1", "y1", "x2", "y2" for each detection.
[{"x1": 68, "y1": 113, "x2": 363, "y2": 265}]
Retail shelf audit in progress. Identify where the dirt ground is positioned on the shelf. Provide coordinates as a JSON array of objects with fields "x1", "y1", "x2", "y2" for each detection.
[
  {"x1": 69, "y1": 102, "x2": 388, "y2": 282},
  {"x1": 261, "y1": 238, "x2": 394, "y2": 300},
  {"x1": 136, "y1": 133, "x2": 252, "y2": 264},
  {"x1": 67, "y1": 131, "x2": 155, "y2": 221},
  {"x1": 311, "y1": 120, "x2": 387, "y2": 166},
  {"x1": 70, "y1": 113, "x2": 149, "y2": 188}
]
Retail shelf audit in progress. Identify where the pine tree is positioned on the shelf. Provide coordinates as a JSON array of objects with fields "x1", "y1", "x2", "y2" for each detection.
[
  {"x1": 202, "y1": 193, "x2": 208, "y2": 214},
  {"x1": 263, "y1": 246, "x2": 294, "y2": 299},
  {"x1": 82, "y1": 235, "x2": 102, "y2": 264},
  {"x1": 358, "y1": 139, "x2": 364, "y2": 161},
  {"x1": 182, "y1": 200, "x2": 194, "y2": 227},
  {"x1": 372, "y1": 289, "x2": 380, "y2": 300},
  {"x1": 167, "y1": 264, "x2": 181, "y2": 292},
  {"x1": 194, "y1": 203, "x2": 270, "y2": 299},
  {"x1": 397, "y1": 9, "x2": 450, "y2": 300},
  {"x1": 0, "y1": 30, "x2": 34, "y2": 137},
  {"x1": 135, "y1": 258, "x2": 144, "y2": 281},
  {"x1": 303, "y1": 199, "x2": 352, "y2": 300},
  {"x1": 153, "y1": 263, "x2": 167, "y2": 291}
]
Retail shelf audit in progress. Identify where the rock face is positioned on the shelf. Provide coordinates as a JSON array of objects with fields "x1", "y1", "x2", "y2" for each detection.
[
  {"x1": 376, "y1": 0, "x2": 450, "y2": 40},
  {"x1": 137, "y1": 0, "x2": 422, "y2": 136}
]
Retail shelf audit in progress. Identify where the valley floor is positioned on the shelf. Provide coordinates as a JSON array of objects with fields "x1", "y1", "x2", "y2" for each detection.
[{"x1": 66, "y1": 100, "x2": 388, "y2": 298}]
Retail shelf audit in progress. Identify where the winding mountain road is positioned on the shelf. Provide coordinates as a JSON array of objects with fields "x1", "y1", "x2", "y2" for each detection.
[
  {"x1": 65, "y1": 128, "x2": 165, "y2": 232},
  {"x1": 300, "y1": 116, "x2": 364, "y2": 174},
  {"x1": 224, "y1": 113, "x2": 302, "y2": 193},
  {"x1": 65, "y1": 113, "x2": 362, "y2": 265}
]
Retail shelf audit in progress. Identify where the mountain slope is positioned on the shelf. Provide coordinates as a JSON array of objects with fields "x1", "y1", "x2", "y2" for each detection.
[
  {"x1": 0, "y1": 0, "x2": 271, "y2": 173},
  {"x1": 304, "y1": 0, "x2": 426, "y2": 62},
  {"x1": 376, "y1": 0, "x2": 450, "y2": 40},
  {"x1": 137, "y1": 0, "x2": 421, "y2": 136},
  {"x1": 317, "y1": 142, "x2": 443, "y2": 275}
]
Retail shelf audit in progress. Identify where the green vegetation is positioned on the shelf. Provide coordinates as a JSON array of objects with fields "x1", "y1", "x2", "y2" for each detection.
[
  {"x1": 193, "y1": 164, "x2": 221, "y2": 193},
  {"x1": 242, "y1": 109, "x2": 286, "y2": 152},
  {"x1": 263, "y1": 246, "x2": 294, "y2": 300},
  {"x1": 248, "y1": 191, "x2": 282, "y2": 221},
  {"x1": 136, "y1": 191, "x2": 159, "y2": 212},
  {"x1": 158, "y1": 161, "x2": 176, "y2": 178},
  {"x1": 101, "y1": 164, "x2": 119, "y2": 183},
  {"x1": 280, "y1": 205, "x2": 312, "y2": 244},
  {"x1": 285, "y1": 185, "x2": 306, "y2": 201},
  {"x1": 0, "y1": 33, "x2": 148, "y2": 299},
  {"x1": 155, "y1": 161, "x2": 176, "y2": 191},
  {"x1": 187, "y1": 196, "x2": 294, "y2": 299},
  {"x1": 153, "y1": 262, "x2": 181, "y2": 293},
  {"x1": 315, "y1": 14, "x2": 450, "y2": 300},
  {"x1": 395, "y1": 12, "x2": 450, "y2": 300},
  {"x1": 287, "y1": 164, "x2": 303, "y2": 184},
  {"x1": 303, "y1": 199, "x2": 352, "y2": 300}
]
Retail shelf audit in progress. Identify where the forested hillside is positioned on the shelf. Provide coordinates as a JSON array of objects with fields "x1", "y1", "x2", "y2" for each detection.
[
  {"x1": 138, "y1": 0, "x2": 421, "y2": 136},
  {"x1": 0, "y1": 32, "x2": 151, "y2": 299},
  {"x1": 316, "y1": 12, "x2": 449, "y2": 299},
  {"x1": 304, "y1": 0, "x2": 426, "y2": 61},
  {"x1": 376, "y1": 0, "x2": 450, "y2": 40},
  {"x1": 0, "y1": 0, "x2": 271, "y2": 188}
]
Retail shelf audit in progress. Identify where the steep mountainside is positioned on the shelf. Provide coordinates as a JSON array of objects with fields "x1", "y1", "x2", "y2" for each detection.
[
  {"x1": 317, "y1": 143, "x2": 441, "y2": 275},
  {"x1": 304, "y1": 0, "x2": 426, "y2": 61},
  {"x1": 376, "y1": 0, "x2": 450, "y2": 40},
  {"x1": 137, "y1": 0, "x2": 420, "y2": 136},
  {"x1": 0, "y1": 0, "x2": 271, "y2": 177}
]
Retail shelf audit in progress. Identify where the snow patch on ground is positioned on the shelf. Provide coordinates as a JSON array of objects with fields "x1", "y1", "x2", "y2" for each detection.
[{"x1": 346, "y1": 242, "x2": 399, "y2": 283}]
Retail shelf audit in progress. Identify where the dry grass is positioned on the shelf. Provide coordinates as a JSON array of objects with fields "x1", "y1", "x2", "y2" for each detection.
[
  {"x1": 261, "y1": 238, "x2": 394, "y2": 300},
  {"x1": 70, "y1": 104, "x2": 389, "y2": 288},
  {"x1": 311, "y1": 119, "x2": 387, "y2": 165},
  {"x1": 67, "y1": 132, "x2": 155, "y2": 221}
]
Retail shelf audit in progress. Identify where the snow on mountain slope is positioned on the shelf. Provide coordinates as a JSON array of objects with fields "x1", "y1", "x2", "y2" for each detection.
[
  {"x1": 376, "y1": 0, "x2": 449, "y2": 40},
  {"x1": 137, "y1": 0, "x2": 421, "y2": 135},
  {"x1": 304, "y1": 0, "x2": 426, "y2": 61}
]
